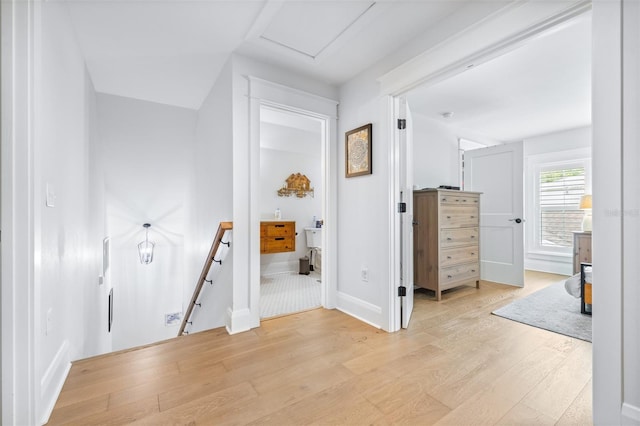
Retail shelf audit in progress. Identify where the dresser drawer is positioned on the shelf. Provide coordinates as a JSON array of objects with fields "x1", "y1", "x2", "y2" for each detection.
[
  {"x1": 439, "y1": 193, "x2": 479, "y2": 206},
  {"x1": 440, "y1": 262, "x2": 480, "y2": 287},
  {"x1": 440, "y1": 205, "x2": 479, "y2": 227},
  {"x1": 262, "y1": 237, "x2": 295, "y2": 253},
  {"x1": 441, "y1": 245, "x2": 479, "y2": 267},
  {"x1": 441, "y1": 228, "x2": 479, "y2": 247}
]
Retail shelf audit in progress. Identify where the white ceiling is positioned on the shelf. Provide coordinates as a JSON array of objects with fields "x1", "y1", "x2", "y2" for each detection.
[
  {"x1": 407, "y1": 13, "x2": 592, "y2": 143},
  {"x1": 64, "y1": 0, "x2": 591, "y2": 140},
  {"x1": 65, "y1": 0, "x2": 468, "y2": 110}
]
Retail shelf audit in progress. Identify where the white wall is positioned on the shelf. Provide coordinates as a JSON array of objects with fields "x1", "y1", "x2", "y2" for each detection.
[
  {"x1": 260, "y1": 123, "x2": 322, "y2": 274},
  {"x1": 185, "y1": 59, "x2": 234, "y2": 334},
  {"x1": 523, "y1": 126, "x2": 591, "y2": 275},
  {"x1": 32, "y1": 2, "x2": 102, "y2": 421},
  {"x1": 95, "y1": 94, "x2": 197, "y2": 351},
  {"x1": 412, "y1": 112, "x2": 460, "y2": 189}
]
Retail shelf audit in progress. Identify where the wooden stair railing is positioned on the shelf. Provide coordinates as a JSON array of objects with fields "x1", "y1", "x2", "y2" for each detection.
[{"x1": 179, "y1": 221, "x2": 233, "y2": 336}]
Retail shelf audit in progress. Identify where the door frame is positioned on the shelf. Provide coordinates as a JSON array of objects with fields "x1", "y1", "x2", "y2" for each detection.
[
  {"x1": 1, "y1": 0, "x2": 38, "y2": 422},
  {"x1": 246, "y1": 77, "x2": 338, "y2": 329},
  {"x1": 381, "y1": 1, "x2": 591, "y2": 329}
]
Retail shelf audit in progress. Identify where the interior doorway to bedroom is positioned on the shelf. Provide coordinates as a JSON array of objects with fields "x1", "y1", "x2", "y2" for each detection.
[{"x1": 403, "y1": 11, "x2": 592, "y2": 296}]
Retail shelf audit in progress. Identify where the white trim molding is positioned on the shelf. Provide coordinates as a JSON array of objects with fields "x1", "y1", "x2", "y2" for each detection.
[
  {"x1": 39, "y1": 341, "x2": 71, "y2": 425},
  {"x1": 245, "y1": 76, "x2": 338, "y2": 330},
  {"x1": 2, "y1": 0, "x2": 38, "y2": 423},
  {"x1": 622, "y1": 403, "x2": 640, "y2": 423},
  {"x1": 336, "y1": 291, "x2": 382, "y2": 330},
  {"x1": 378, "y1": 0, "x2": 592, "y2": 96}
]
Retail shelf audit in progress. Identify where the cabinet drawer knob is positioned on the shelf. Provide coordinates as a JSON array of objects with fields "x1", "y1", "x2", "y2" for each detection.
[
  {"x1": 447, "y1": 256, "x2": 452, "y2": 259},
  {"x1": 447, "y1": 275, "x2": 453, "y2": 279},
  {"x1": 471, "y1": 252, "x2": 476, "y2": 256},
  {"x1": 447, "y1": 237, "x2": 452, "y2": 241},
  {"x1": 470, "y1": 235, "x2": 475, "y2": 239},
  {"x1": 447, "y1": 216, "x2": 452, "y2": 219},
  {"x1": 471, "y1": 269, "x2": 476, "y2": 273}
]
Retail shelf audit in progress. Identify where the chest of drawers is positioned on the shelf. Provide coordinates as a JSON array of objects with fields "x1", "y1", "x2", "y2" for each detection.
[
  {"x1": 260, "y1": 221, "x2": 295, "y2": 254},
  {"x1": 413, "y1": 189, "x2": 481, "y2": 300}
]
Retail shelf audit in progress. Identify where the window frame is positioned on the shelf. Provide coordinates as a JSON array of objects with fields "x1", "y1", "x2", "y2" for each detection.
[{"x1": 526, "y1": 148, "x2": 592, "y2": 258}]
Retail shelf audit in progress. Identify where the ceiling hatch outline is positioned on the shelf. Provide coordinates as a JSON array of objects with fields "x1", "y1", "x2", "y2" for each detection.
[{"x1": 252, "y1": 1, "x2": 377, "y2": 61}]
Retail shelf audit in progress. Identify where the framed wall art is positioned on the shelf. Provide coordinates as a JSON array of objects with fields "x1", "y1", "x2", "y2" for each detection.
[{"x1": 345, "y1": 123, "x2": 372, "y2": 177}]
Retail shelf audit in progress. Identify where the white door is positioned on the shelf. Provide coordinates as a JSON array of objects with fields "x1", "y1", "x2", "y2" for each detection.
[
  {"x1": 464, "y1": 142, "x2": 524, "y2": 286},
  {"x1": 398, "y1": 98, "x2": 414, "y2": 328}
]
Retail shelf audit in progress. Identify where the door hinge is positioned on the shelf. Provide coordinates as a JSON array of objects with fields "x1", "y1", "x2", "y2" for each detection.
[
  {"x1": 397, "y1": 202, "x2": 407, "y2": 213},
  {"x1": 398, "y1": 286, "x2": 407, "y2": 297},
  {"x1": 397, "y1": 119, "x2": 406, "y2": 130}
]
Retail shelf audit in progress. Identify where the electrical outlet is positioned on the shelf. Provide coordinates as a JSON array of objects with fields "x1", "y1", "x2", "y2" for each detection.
[
  {"x1": 165, "y1": 312, "x2": 182, "y2": 326},
  {"x1": 361, "y1": 267, "x2": 369, "y2": 282}
]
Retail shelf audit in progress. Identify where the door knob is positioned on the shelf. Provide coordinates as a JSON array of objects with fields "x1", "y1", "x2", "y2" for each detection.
[{"x1": 509, "y1": 218, "x2": 524, "y2": 224}]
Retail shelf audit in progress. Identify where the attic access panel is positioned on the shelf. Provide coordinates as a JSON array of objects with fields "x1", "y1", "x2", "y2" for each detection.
[{"x1": 260, "y1": 1, "x2": 375, "y2": 59}]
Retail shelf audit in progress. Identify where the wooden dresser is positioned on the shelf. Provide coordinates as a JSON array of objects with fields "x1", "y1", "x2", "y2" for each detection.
[
  {"x1": 413, "y1": 189, "x2": 481, "y2": 301},
  {"x1": 573, "y1": 231, "x2": 592, "y2": 274},
  {"x1": 260, "y1": 221, "x2": 295, "y2": 254}
]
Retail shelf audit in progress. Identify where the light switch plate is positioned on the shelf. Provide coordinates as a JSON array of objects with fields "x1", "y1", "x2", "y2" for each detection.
[{"x1": 46, "y1": 183, "x2": 56, "y2": 207}]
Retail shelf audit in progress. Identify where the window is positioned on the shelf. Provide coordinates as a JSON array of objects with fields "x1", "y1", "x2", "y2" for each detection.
[
  {"x1": 527, "y1": 149, "x2": 591, "y2": 256},
  {"x1": 539, "y1": 165, "x2": 585, "y2": 248}
]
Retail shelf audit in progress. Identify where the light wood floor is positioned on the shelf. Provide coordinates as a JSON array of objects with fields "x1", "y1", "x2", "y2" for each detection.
[{"x1": 48, "y1": 271, "x2": 592, "y2": 425}]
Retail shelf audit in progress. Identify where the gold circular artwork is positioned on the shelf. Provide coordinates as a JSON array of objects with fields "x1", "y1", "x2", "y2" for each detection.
[{"x1": 346, "y1": 125, "x2": 371, "y2": 177}]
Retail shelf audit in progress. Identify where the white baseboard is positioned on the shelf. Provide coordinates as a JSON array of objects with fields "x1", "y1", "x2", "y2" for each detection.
[
  {"x1": 225, "y1": 307, "x2": 253, "y2": 335},
  {"x1": 260, "y1": 260, "x2": 297, "y2": 276},
  {"x1": 622, "y1": 403, "x2": 640, "y2": 423},
  {"x1": 336, "y1": 291, "x2": 382, "y2": 329},
  {"x1": 525, "y1": 258, "x2": 573, "y2": 276},
  {"x1": 40, "y1": 340, "x2": 71, "y2": 425}
]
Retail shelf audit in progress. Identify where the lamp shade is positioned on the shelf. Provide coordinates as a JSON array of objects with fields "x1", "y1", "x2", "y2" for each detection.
[{"x1": 579, "y1": 194, "x2": 592, "y2": 210}]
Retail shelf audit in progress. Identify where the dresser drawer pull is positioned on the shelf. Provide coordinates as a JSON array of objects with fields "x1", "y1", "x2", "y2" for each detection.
[
  {"x1": 470, "y1": 235, "x2": 475, "y2": 239},
  {"x1": 471, "y1": 252, "x2": 476, "y2": 256},
  {"x1": 447, "y1": 275, "x2": 453, "y2": 279},
  {"x1": 275, "y1": 237, "x2": 285, "y2": 241},
  {"x1": 275, "y1": 224, "x2": 285, "y2": 228},
  {"x1": 471, "y1": 269, "x2": 476, "y2": 273},
  {"x1": 462, "y1": 199, "x2": 467, "y2": 202},
  {"x1": 447, "y1": 237, "x2": 452, "y2": 241},
  {"x1": 470, "y1": 216, "x2": 476, "y2": 219},
  {"x1": 442, "y1": 198, "x2": 447, "y2": 202},
  {"x1": 447, "y1": 256, "x2": 452, "y2": 259},
  {"x1": 447, "y1": 216, "x2": 452, "y2": 219}
]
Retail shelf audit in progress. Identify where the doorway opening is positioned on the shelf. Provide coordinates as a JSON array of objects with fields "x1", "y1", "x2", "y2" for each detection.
[
  {"x1": 258, "y1": 105, "x2": 325, "y2": 319},
  {"x1": 399, "y1": 10, "x2": 591, "y2": 303}
]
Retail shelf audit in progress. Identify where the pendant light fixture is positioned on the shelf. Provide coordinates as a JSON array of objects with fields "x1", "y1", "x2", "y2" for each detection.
[{"x1": 138, "y1": 223, "x2": 155, "y2": 264}]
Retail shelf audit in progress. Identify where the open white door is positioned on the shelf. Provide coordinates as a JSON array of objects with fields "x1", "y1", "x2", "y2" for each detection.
[
  {"x1": 396, "y1": 97, "x2": 414, "y2": 328},
  {"x1": 464, "y1": 142, "x2": 524, "y2": 286},
  {"x1": 401, "y1": 101, "x2": 414, "y2": 328}
]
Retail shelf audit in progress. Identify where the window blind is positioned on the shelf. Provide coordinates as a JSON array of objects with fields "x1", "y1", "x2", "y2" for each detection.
[{"x1": 539, "y1": 167, "x2": 585, "y2": 248}]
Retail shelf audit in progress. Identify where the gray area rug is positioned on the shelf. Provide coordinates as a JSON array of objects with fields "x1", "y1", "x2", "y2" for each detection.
[{"x1": 492, "y1": 280, "x2": 592, "y2": 342}]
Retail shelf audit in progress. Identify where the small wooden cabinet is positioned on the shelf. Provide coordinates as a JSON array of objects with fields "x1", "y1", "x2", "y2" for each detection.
[
  {"x1": 413, "y1": 189, "x2": 481, "y2": 301},
  {"x1": 573, "y1": 231, "x2": 592, "y2": 274},
  {"x1": 260, "y1": 221, "x2": 295, "y2": 254}
]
